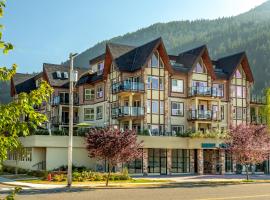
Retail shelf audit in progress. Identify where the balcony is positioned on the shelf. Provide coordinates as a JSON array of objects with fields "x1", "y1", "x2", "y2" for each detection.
[
  {"x1": 51, "y1": 116, "x2": 79, "y2": 125},
  {"x1": 188, "y1": 110, "x2": 220, "y2": 121},
  {"x1": 52, "y1": 95, "x2": 79, "y2": 106},
  {"x1": 112, "y1": 81, "x2": 144, "y2": 94},
  {"x1": 188, "y1": 86, "x2": 223, "y2": 98},
  {"x1": 251, "y1": 115, "x2": 267, "y2": 125},
  {"x1": 111, "y1": 106, "x2": 144, "y2": 119},
  {"x1": 250, "y1": 95, "x2": 266, "y2": 104}
]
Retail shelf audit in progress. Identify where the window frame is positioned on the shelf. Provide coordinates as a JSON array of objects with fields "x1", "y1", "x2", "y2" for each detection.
[
  {"x1": 84, "y1": 108, "x2": 94, "y2": 121},
  {"x1": 171, "y1": 79, "x2": 184, "y2": 93},
  {"x1": 96, "y1": 106, "x2": 103, "y2": 120},
  {"x1": 84, "y1": 88, "x2": 95, "y2": 101},
  {"x1": 171, "y1": 102, "x2": 184, "y2": 117},
  {"x1": 96, "y1": 85, "x2": 104, "y2": 99}
]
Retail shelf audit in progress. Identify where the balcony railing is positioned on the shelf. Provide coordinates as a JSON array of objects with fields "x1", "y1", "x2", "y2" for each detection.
[
  {"x1": 111, "y1": 106, "x2": 144, "y2": 119},
  {"x1": 188, "y1": 110, "x2": 220, "y2": 121},
  {"x1": 112, "y1": 81, "x2": 144, "y2": 94},
  {"x1": 51, "y1": 116, "x2": 79, "y2": 125},
  {"x1": 52, "y1": 96, "x2": 79, "y2": 106},
  {"x1": 188, "y1": 86, "x2": 223, "y2": 97},
  {"x1": 251, "y1": 115, "x2": 267, "y2": 124},
  {"x1": 250, "y1": 95, "x2": 266, "y2": 104}
]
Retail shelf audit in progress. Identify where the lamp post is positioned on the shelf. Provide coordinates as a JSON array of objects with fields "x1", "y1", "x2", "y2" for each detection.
[{"x1": 67, "y1": 53, "x2": 77, "y2": 187}]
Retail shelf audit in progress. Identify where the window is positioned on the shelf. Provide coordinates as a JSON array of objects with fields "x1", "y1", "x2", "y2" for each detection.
[
  {"x1": 221, "y1": 105, "x2": 224, "y2": 120},
  {"x1": 96, "y1": 106, "x2": 103, "y2": 120},
  {"x1": 147, "y1": 76, "x2": 163, "y2": 90},
  {"x1": 84, "y1": 89, "x2": 95, "y2": 101},
  {"x1": 171, "y1": 149, "x2": 190, "y2": 173},
  {"x1": 171, "y1": 102, "x2": 184, "y2": 116},
  {"x1": 159, "y1": 57, "x2": 164, "y2": 68},
  {"x1": 147, "y1": 100, "x2": 164, "y2": 114},
  {"x1": 235, "y1": 69, "x2": 242, "y2": 78},
  {"x1": 96, "y1": 85, "x2": 103, "y2": 98},
  {"x1": 236, "y1": 107, "x2": 242, "y2": 120},
  {"x1": 152, "y1": 101, "x2": 159, "y2": 113},
  {"x1": 171, "y1": 125, "x2": 184, "y2": 135},
  {"x1": 84, "y1": 108, "x2": 94, "y2": 121},
  {"x1": 97, "y1": 62, "x2": 104, "y2": 72},
  {"x1": 236, "y1": 86, "x2": 242, "y2": 98},
  {"x1": 213, "y1": 83, "x2": 224, "y2": 97},
  {"x1": 151, "y1": 52, "x2": 159, "y2": 68},
  {"x1": 59, "y1": 92, "x2": 69, "y2": 104},
  {"x1": 193, "y1": 62, "x2": 205, "y2": 73},
  {"x1": 171, "y1": 79, "x2": 184, "y2": 93},
  {"x1": 7, "y1": 148, "x2": 32, "y2": 162}
]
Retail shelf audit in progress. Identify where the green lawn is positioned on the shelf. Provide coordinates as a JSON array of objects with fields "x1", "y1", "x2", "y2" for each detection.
[{"x1": 20, "y1": 178, "x2": 172, "y2": 185}]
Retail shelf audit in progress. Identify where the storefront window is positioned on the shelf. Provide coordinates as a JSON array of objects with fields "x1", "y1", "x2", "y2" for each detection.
[{"x1": 171, "y1": 149, "x2": 190, "y2": 173}]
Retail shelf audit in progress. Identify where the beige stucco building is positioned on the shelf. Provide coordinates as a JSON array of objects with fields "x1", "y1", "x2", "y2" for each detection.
[{"x1": 6, "y1": 37, "x2": 267, "y2": 175}]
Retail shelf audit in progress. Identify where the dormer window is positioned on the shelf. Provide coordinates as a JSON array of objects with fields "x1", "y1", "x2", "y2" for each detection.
[
  {"x1": 63, "y1": 72, "x2": 69, "y2": 79},
  {"x1": 193, "y1": 62, "x2": 205, "y2": 73},
  {"x1": 56, "y1": 71, "x2": 61, "y2": 79},
  {"x1": 97, "y1": 62, "x2": 104, "y2": 72}
]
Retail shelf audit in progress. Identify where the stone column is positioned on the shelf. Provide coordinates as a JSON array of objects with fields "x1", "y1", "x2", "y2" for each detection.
[
  {"x1": 189, "y1": 149, "x2": 195, "y2": 173},
  {"x1": 219, "y1": 149, "x2": 226, "y2": 175},
  {"x1": 197, "y1": 149, "x2": 204, "y2": 175},
  {"x1": 143, "y1": 148, "x2": 148, "y2": 176},
  {"x1": 167, "y1": 149, "x2": 172, "y2": 175}
]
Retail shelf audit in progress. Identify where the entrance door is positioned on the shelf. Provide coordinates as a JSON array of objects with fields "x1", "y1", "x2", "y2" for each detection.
[{"x1": 203, "y1": 150, "x2": 213, "y2": 174}]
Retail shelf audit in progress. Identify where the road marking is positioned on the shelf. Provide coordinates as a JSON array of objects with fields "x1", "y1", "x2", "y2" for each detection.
[{"x1": 197, "y1": 194, "x2": 270, "y2": 200}]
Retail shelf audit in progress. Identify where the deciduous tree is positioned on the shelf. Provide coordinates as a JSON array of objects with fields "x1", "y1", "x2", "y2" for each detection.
[
  {"x1": 0, "y1": 0, "x2": 53, "y2": 162},
  {"x1": 226, "y1": 124, "x2": 270, "y2": 180},
  {"x1": 85, "y1": 128, "x2": 143, "y2": 186}
]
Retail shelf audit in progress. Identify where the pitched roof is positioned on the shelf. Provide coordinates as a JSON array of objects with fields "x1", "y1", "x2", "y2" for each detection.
[
  {"x1": 213, "y1": 52, "x2": 254, "y2": 82},
  {"x1": 76, "y1": 72, "x2": 103, "y2": 86},
  {"x1": 170, "y1": 45, "x2": 216, "y2": 79},
  {"x1": 176, "y1": 45, "x2": 207, "y2": 67},
  {"x1": 103, "y1": 37, "x2": 172, "y2": 76},
  {"x1": 114, "y1": 38, "x2": 162, "y2": 72},
  {"x1": 12, "y1": 73, "x2": 37, "y2": 94},
  {"x1": 43, "y1": 63, "x2": 87, "y2": 87}
]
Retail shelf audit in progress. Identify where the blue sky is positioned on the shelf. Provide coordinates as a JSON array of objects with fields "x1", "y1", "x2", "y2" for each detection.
[{"x1": 0, "y1": 0, "x2": 267, "y2": 73}]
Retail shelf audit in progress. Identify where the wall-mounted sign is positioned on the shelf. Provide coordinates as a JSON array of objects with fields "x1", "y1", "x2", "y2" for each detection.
[{"x1": 201, "y1": 143, "x2": 216, "y2": 148}]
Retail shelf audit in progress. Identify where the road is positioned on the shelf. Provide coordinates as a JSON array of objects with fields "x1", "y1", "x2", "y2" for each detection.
[{"x1": 0, "y1": 183, "x2": 268, "y2": 200}]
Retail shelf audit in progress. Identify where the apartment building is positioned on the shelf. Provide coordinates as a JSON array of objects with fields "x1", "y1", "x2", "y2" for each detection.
[{"x1": 5, "y1": 37, "x2": 268, "y2": 175}]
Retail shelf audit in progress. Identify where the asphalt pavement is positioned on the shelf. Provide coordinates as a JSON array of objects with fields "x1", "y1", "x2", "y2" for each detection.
[{"x1": 2, "y1": 183, "x2": 269, "y2": 200}]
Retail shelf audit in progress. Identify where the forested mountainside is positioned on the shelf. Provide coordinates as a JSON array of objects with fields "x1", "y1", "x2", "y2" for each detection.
[
  {"x1": 72, "y1": 0, "x2": 270, "y2": 94},
  {"x1": 1, "y1": 1, "x2": 270, "y2": 103}
]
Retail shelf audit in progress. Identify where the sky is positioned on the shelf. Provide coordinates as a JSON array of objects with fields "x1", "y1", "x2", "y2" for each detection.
[{"x1": 0, "y1": 0, "x2": 267, "y2": 73}]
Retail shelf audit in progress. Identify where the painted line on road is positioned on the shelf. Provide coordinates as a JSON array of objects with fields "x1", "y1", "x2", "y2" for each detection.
[{"x1": 197, "y1": 194, "x2": 270, "y2": 200}]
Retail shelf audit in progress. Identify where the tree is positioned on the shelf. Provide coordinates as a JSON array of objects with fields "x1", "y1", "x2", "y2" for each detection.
[
  {"x1": 0, "y1": 0, "x2": 53, "y2": 162},
  {"x1": 85, "y1": 128, "x2": 143, "y2": 186},
  {"x1": 225, "y1": 124, "x2": 270, "y2": 180}
]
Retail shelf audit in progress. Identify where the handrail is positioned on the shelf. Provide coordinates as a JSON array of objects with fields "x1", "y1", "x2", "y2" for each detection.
[{"x1": 188, "y1": 86, "x2": 223, "y2": 97}]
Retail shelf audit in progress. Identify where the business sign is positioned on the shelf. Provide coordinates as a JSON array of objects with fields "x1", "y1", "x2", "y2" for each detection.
[{"x1": 201, "y1": 143, "x2": 216, "y2": 148}]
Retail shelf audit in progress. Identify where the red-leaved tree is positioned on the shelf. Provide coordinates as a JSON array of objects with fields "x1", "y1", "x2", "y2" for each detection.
[
  {"x1": 226, "y1": 124, "x2": 270, "y2": 180},
  {"x1": 85, "y1": 128, "x2": 143, "y2": 186}
]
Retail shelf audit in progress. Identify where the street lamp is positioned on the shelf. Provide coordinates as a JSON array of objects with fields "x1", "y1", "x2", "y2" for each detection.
[{"x1": 67, "y1": 53, "x2": 78, "y2": 188}]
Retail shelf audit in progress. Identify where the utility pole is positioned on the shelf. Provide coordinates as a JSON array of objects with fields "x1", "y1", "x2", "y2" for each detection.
[{"x1": 67, "y1": 53, "x2": 77, "y2": 187}]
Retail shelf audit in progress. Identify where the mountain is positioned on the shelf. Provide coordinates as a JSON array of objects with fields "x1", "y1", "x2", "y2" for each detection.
[
  {"x1": 1, "y1": 1, "x2": 270, "y2": 103},
  {"x1": 72, "y1": 0, "x2": 270, "y2": 94}
]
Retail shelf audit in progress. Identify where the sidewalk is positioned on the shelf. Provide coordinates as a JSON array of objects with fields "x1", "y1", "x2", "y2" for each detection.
[
  {"x1": 133, "y1": 174, "x2": 270, "y2": 182},
  {"x1": 1, "y1": 174, "x2": 270, "y2": 189},
  {"x1": 0, "y1": 177, "x2": 65, "y2": 189}
]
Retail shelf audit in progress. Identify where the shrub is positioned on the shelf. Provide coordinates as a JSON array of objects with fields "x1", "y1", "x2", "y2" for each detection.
[{"x1": 53, "y1": 174, "x2": 66, "y2": 182}]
